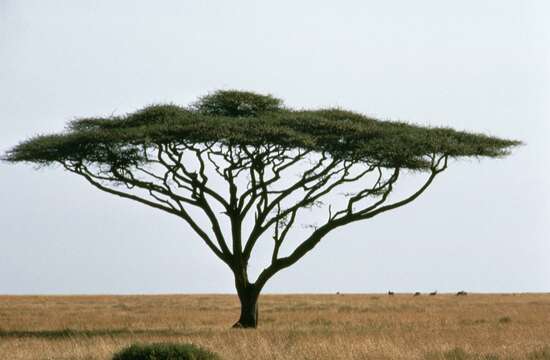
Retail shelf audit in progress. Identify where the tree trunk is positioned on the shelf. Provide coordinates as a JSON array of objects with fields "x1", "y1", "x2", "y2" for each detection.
[{"x1": 233, "y1": 285, "x2": 259, "y2": 328}]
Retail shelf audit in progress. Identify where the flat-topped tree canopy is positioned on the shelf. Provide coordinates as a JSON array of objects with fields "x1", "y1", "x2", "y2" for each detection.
[{"x1": 4, "y1": 90, "x2": 519, "y2": 168}]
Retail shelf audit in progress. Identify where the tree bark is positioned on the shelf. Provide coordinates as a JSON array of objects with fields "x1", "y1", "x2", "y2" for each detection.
[{"x1": 233, "y1": 284, "x2": 259, "y2": 328}]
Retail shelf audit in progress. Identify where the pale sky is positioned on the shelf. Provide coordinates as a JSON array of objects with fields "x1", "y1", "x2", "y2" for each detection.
[{"x1": 1, "y1": 0, "x2": 549, "y2": 294}]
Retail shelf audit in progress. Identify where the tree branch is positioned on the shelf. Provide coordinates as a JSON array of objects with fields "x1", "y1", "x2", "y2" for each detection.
[
  {"x1": 254, "y1": 155, "x2": 449, "y2": 289},
  {"x1": 61, "y1": 161, "x2": 230, "y2": 265}
]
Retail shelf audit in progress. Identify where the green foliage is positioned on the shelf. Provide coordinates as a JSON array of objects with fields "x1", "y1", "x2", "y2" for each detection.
[
  {"x1": 112, "y1": 342, "x2": 220, "y2": 360},
  {"x1": 191, "y1": 89, "x2": 283, "y2": 117},
  {"x1": 4, "y1": 90, "x2": 520, "y2": 169}
]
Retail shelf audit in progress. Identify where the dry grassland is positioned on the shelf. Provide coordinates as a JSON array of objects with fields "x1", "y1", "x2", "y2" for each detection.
[{"x1": 0, "y1": 293, "x2": 549, "y2": 359}]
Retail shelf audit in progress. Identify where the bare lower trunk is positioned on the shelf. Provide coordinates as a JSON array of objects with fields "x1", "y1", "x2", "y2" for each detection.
[{"x1": 233, "y1": 285, "x2": 259, "y2": 328}]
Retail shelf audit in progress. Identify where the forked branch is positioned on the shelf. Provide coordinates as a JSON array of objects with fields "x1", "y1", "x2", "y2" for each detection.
[{"x1": 254, "y1": 154, "x2": 449, "y2": 289}]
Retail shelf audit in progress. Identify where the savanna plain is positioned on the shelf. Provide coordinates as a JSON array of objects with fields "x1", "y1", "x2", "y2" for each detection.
[{"x1": 0, "y1": 293, "x2": 549, "y2": 360}]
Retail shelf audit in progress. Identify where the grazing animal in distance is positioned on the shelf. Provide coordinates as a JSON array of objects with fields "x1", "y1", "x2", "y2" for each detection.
[
  {"x1": 414, "y1": 292, "x2": 421, "y2": 296},
  {"x1": 429, "y1": 291, "x2": 437, "y2": 296},
  {"x1": 456, "y1": 291, "x2": 468, "y2": 296},
  {"x1": 388, "y1": 291, "x2": 394, "y2": 296}
]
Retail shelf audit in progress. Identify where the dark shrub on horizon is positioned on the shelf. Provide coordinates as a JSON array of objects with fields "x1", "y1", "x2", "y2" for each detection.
[{"x1": 112, "y1": 343, "x2": 220, "y2": 360}]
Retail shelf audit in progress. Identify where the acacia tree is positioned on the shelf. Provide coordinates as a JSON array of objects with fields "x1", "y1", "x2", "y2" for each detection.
[{"x1": 5, "y1": 90, "x2": 519, "y2": 328}]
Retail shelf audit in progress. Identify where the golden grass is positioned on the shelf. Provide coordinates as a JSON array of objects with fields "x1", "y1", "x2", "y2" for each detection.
[{"x1": 0, "y1": 293, "x2": 549, "y2": 359}]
